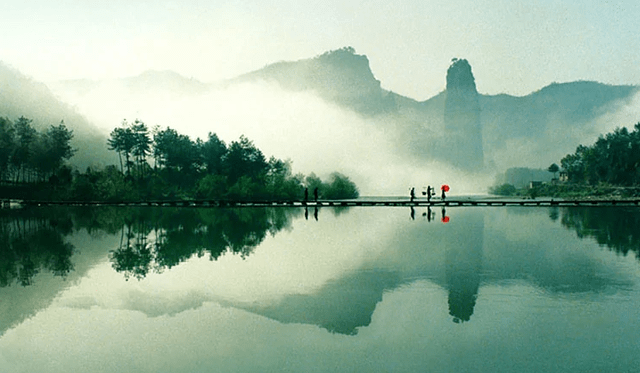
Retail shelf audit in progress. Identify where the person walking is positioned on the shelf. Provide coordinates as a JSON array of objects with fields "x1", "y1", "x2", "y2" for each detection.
[
  {"x1": 410, "y1": 187, "x2": 415, "y2": 202},
  {"x1": 427, "y1": 186, "x2": 432, "y2": 202}
]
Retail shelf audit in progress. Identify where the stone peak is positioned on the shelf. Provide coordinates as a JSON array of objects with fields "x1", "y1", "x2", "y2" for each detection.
[{"x1": 446, "y1": 58, "x2": 477, "y2": 92}]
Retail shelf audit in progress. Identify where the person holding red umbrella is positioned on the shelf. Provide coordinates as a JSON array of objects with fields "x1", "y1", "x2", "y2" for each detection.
[{"x1": 441, "y1": 184, "x2": 450, "y2": 201}]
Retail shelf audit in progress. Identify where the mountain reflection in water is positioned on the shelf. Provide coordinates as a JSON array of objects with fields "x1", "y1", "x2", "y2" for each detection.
[{"x1": 1, "y1": 205, "x2": 640, "y2": 340}]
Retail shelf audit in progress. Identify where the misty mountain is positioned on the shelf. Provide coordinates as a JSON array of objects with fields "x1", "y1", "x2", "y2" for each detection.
[
  {"x1": 232, "y1": 47, "x2": 399, "y2": 116},
  {"x1": 55, "y1": 69, "x2": 209, "y2": 97},
  {"x1": 0, "y1": 62, "x2": 116, "y2": 170},
  {"x1": 235, "y1": 48, "x2": 639, "y2": 172},
  {"x1": 26, "y1": 48, "x2": 640, "y2": 194},
  {"x1": 443, "y1": 58, "x2": 483, "y2": 170}
]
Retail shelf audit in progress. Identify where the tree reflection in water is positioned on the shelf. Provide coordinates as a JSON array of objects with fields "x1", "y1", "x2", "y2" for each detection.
[
  {"x1": 4, "y1": 205, "x2": 640, "y2": 334},
  {"x1": 109, "y1": 207, "x2": 302, "y2": 280},
  {"x1": 560, "y1": 207, "x2": 640, "y2": 261},
  {"x1": 0, "y1": 208, "x2": 75, "y2": 287},
  {"x1": 0, "y1": 206, "x2": 302, "y2": 285}
]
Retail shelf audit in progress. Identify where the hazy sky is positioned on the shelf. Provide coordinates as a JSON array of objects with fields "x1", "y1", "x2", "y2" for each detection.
[{"x1": 2, "y1": 0, "x2": 639, "y2": 100}]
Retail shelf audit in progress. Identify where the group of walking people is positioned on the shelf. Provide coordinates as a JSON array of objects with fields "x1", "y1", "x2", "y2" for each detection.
[{"x1": 410, "y1": 185, "x2": 446, "y2": 202}]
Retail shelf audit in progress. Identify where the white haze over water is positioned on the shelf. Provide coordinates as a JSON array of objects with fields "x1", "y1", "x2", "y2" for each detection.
[{"x1": 51, "y1": 80, "x2": 493, "y2": 196}]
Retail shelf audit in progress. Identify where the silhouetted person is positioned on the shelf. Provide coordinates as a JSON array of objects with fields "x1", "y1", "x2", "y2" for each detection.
[
  {"x1": 441, "y1": 188, "x2": 446, "y2": 201},
  {"x1": 304, "y1": 188, "x2": 309, "y2": 202},
  {"x1": 314, "y1": 187, "x2": 318, "y2": 202},
  {"x1": 427, "y1": 186, "x2": 432, "y2": 202},
  {"x1": 410, "y1": 187, "x2": 415, "y2": 202}
]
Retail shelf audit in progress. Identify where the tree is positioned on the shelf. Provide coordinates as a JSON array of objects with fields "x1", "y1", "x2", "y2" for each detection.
[
  {"x1": 153, "y1": 127, "x2": 200, "y2": 173},
  {"x1": 107, "y1": 121, "x2": 136, "y2": 176},
  {"x1": 559, "y1": 123, "x2": 640, "y2": 186},
  {"x1": 12, "y1": 116, "x2": 37, "y2": 182},
  {"x1": 107, "y1": 127, "x2": 125, "y2": 173},
  {"x1": 304, "y1": 173, "x2": 323, "y2": 198},
  {"x1": 265, "y1": 157, "x2": 303, "y2": 200},
  {"x1": 201, "y1": 132, "x2": 227, "y2": 175},
  {"x1": 36, "y1": 122, "x2": 75, "y2": 180},
  {"x1": 152, "y1": 127, "x2": 176, "y2": 170},
  {"x1": 548, "y1": 163, "x2": 559, "y2": 180},
  {"x1": 323, "y1": 172, "x2": 359, "y2": 199},
  {"x1": 489, "y1": 183, "x2": 517, "y2": 196},
  {"x1": 131, "y1": 119, "x2": 151, "y2": 179},
  {"x1": 223, "y1": 135, "x2": 268, "y2": 185},
  {"x1": 561, "y1": 145, "x2": 587, "y2": 183},
  {"x1": 0, "y1": 117, "x2": 15, "y2": 182}
]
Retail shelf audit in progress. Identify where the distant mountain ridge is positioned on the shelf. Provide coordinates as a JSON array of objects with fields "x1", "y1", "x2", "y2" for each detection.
[
  {"x1": 54, "y1": 69, "x2": 209, "y2": 97},
  {"x1": 235, "y1": 48, "x2": 639, "y2": 170},
  {"x1": 232, "y1": 46, "x2": 400, "y2": 115},
  {"x1": 4, "y1": 48, "x2": 637, "y2": 176},
  {"x1": 0, "y1": 62, "x2": 116, "y2": 170}
]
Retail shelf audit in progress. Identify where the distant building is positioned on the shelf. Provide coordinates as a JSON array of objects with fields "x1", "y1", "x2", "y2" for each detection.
[
  {"x1": 529, "y1": 181, "x2": 542, "y2": 189},
  {"x1": 559, "y1": 171, "x2": 568, "y2": 182}
]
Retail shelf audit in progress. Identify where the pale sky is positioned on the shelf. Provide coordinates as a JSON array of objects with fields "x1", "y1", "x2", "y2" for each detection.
[{"x1": 2, "y1": 0, "x2": 639, "y2": 100}]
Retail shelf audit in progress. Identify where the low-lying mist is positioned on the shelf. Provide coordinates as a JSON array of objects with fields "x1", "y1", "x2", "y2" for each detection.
[
  {"x1": 51, "y1": 79, "x2": 492, "y2": 196},
  {"x1": 591, "y1": 91, "x2": 640, "y2": 138}
]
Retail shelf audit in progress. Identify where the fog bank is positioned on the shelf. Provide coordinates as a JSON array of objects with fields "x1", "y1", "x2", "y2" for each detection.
[{"x1": 51, "y1": 79, "x2": 490, "y2": 196}]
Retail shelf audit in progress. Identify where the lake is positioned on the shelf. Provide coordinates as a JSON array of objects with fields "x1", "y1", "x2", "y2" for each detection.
[{"x1": 1, "y1": 205, "x2": 639, "y2": 372}]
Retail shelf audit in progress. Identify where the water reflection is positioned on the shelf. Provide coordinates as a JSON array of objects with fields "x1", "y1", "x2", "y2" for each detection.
[
  {"x1": 229, "y1": 269, "x2": 401, "y2": 335},
  {"x1": 2, "y1": 205, "x2": 640, "y2": 373},
  {"x1": 0, "y1": 208, "x2": 75, "y2": 287},
  {"x1": 445, "y1": 210, "x2": 482, "y2": 323},
  {"x1": 441, "y1": 206, "x2": 450, "y2": 223},
  {"x1": 2, "y1": 205, "x2": 640, "y2": 339},
  {"x1": 560, "y1": 207, "x2": 640, "y2": 261},
  {"x1": 109, "y1": 207, "x2": 303, "y2": 280},
  {"x1": 304, "y1": 206, "x2": 320, "y2": 221},
  {"x1": 0, "y1": 207, "x2": 304, "y2": 285},
  {"x1": 422, "y1": 206, "x2": 434, "y2": 222}
]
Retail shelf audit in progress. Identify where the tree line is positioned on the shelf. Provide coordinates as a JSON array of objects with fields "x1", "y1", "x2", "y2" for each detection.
[
  {"x1": 560, "y1": 122, "x2": 640, "y2": 185},
  {"x1": 0, "y1": 115, "x2": 359, "y2": 201},
  {"x1": 101, "y1": 119, "x2": 359, "y2": 201},
  {"x1": 0, "y1": 116, "x2": 74, "y2": 184},
  {"x1": 490, "y1": 122, "x2": 640, "y2": 197}
]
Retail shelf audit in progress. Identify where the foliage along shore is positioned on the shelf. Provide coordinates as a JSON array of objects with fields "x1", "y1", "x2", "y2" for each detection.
[
  {"x1": 491, "y1": 122, "x2": 640, "y2": 200},
  {"x1": 490, "y1": 182, "x2": 640, "y2": 200},
  {"x1": 0, "y1": 117, "x2": 359, "y2": 202}
]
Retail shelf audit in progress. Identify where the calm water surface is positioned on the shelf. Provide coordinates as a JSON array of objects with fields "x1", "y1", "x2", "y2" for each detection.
[{"x1": 1, "y1": 205, "x2": 640, "y2": 372}]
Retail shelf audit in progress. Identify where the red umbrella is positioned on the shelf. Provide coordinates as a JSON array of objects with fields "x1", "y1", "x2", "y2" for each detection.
[{"x1": 441, "y1": 184, "x2": 450, "y2": 192}]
